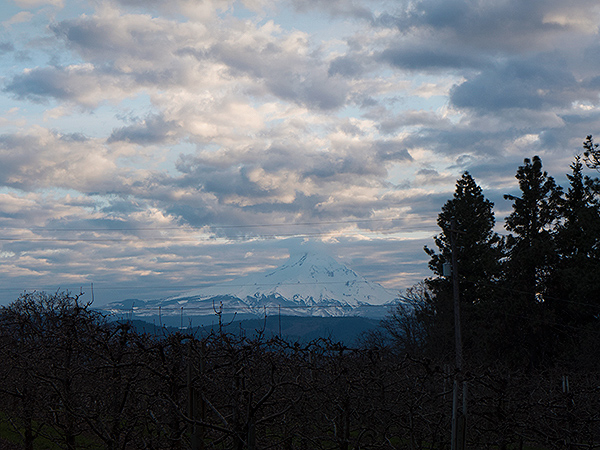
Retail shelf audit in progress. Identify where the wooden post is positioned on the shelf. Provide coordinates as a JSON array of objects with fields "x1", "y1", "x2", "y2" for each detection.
[{"x1": 450, "y1": 219, "x2": 466, "y2": 450}]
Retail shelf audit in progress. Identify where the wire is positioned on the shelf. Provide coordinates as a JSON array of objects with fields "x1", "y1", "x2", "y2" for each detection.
[
  {"x1": 0, "y1": 233, "x2": 422, "y2": 242},
  {"x1": 106, "y1": 304, "x2": 395, "y2": 313},
  {"x1": 0, "y1": 227, "x2": 438, "y2": 243},
  {"x1": 2, "y1": 217, "x2": 428, "y2": 232}
]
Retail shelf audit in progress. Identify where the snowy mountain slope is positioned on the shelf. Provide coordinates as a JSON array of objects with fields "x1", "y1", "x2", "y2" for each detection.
[
  {"x1": 172, "y1": 251, "x2": 397, "y2": 306},
  {"x1": 106, "y1": 251, "x2": 401, "y2": 319}
]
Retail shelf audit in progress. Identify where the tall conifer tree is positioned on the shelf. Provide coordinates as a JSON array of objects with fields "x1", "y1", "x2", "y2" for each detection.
[
  {"x1": 504, "y1": 156, "x2": 562, "y2": 303},
  {"x1": 503, "y1": 156, "x2": 562, "y2": 365},
  {"x1": 550, "y1": 157, "x2": 600, "y2": 361},
  {"x1": 424, "y1": 172, "x2": 503, "y2": 361}
]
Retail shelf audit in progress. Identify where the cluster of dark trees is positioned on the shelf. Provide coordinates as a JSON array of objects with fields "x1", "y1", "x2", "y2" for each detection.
[
  {"x1": 2, "y1": 138, "x2": 600, "y2": 449},
  {"x1": 384, "y1": 138, "x2": 600, "y2": 371}
]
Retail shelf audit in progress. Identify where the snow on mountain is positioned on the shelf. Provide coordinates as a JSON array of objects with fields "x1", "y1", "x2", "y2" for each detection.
[{"x1": 106, "y1": 251, "x2": 402, "y2": 318}]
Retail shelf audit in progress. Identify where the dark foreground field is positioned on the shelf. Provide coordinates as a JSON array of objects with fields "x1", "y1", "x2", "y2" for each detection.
[{"x1": 1, "y1": 292, "x2": 599, "y2": 450}]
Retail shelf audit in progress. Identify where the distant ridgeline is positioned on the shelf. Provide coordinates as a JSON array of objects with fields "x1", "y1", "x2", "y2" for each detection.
[
  {"x1": 121, "y1": 315, "x2": 381, "y2": 345},
  {"x1": 102, "y1": 251, "x2": 403, "y2": 338}
]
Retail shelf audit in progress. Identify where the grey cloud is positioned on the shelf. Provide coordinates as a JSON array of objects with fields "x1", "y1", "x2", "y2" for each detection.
[
  {"x1": 165, "y1": 139, "x2": 411, "y2": 223},
  {"x1": 537, "y1": 111, "x2": 600, "y2": 153},
  {"x1": 399, "y1": 125, "x2": 526, "y2": 157},
  {"x1": 450, "y1": 58, "x2": 580, "y2": 112},
  {"x1": 60, "y1": 133, "x2": 89, "y2": 142},
  {"x1": 374, "y1": 140, "x2": 413, "y2": 162},
  {"x1": 0, "y1": 134, "x2": 45, "y2": 188},
  {"x1": 416, "y1": 168, "x2": 438, "y2": 177},
  {"x1": 3, "y1": 66, "x2": 75, "y2": 103},
  {"x1": 379, "y1": 45, "x2": 488, "y2": 71},
  {"x1": 0, "y1": 41, "x2": 14, "y2": 54},
  {"x1": 328, "y1": 55, "x2": 365, "y2": 78},
  {"x1": 210, "y1": 42, "x2": 350, "y2": 110},
  {"x1": 99, "y1": 198, "x2": 147, "y2": 215},
  {"x1": 108, "y1": 114, "x2": 181, "y2": 145},
  {"x1": 376, "y1": 0, "x2": 597, "y2": 52},
  {"x1": 170, "y1": 163, "x2": 287, "y2": 204},
  {"x1": 375, "y1": 110, "x2": 451, "y2": 135},
  {"x1": 2, "y1": 65, "x2": 124, "y2": 106},
  {"x1": 291, "y1": 0, "x2": 374, "y2": 21},
  {"x1": 115, "y1": 0, "x2": 163, "y2": 6},
  {"x1": 265, "y1": 72, "x2": 349, "y2": 110},
  {"x1": 51, "y1": 20, "x2": 111, "y2": 55},
  {"x1": 0, "y1": 130, "x2": 130, "y2": 193},
  {"x1": 51, "y1": 16, "x2": 176, "y2": 63}
]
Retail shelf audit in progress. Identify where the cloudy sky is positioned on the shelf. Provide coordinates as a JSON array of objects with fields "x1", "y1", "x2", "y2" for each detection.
[{"x1": 1, "y1": 0, "x2": 600, "y2": 306}]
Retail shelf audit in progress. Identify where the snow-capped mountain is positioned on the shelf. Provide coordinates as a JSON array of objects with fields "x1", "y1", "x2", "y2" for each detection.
[{"x1": 106, "y1": 251, "x2": 402, "y2": 319}]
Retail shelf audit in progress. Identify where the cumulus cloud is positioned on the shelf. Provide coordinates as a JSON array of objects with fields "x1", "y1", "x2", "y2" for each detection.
[
  {"x1": 4, "y1": 64, "x2": 135, "y2": 107},
  {"x1": 378, "y1": 0, "x2": 600, "y2": 52},
  {"x1": 115, "y1": 0, "x2": 238, "y2": 21},
  {"x1": 42, "y1": 6, "x2": 354, "y2": 112},
  {"x1": 0, "y1": 127, "x2": 142, "y2": 192},
  {"x1": 108, "y1": 114, "x2": 182, "y2": 145},
  {"x1": 379, "y1": 44, "x2": 489, "y2": 71},
  {"x1": 450, "y1": 57, "x2": 585, "y2": 112}
]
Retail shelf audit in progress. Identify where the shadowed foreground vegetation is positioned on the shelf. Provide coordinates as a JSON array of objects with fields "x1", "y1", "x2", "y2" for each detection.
[{"x1": 0, "y1": 291, "x2": 599, "y2": 450}]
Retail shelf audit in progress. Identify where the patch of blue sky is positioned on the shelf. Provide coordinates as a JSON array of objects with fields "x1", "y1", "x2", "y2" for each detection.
[
  {"x1": 402, "y1": 94, "x2": 448, "y2": 114},
  {"x1": 273, "y1": 3, "x2": 362, "y2": 44},
  {"x1": 0, "y1": 186, "x2": 26, "y2": 196},
  {"x1": 385, "y1": 164, "x2": 418, "y2": 187},
  {"x1": 45, "y1": 107, "x2": 120, "y2": 140},
  {"x1": 155, "y1": 140, "x2": 198, "y2": 176},
  {"x1": 335, "y1": 102, "x2": 365, "y2": 121},
  {"x1": 113, "y1": 94, "x2": 156, "y2": 120},
  {"x1": 43, "y1": 186, "x2": 97, "y2": 200},
  {"x1": 0, "y1": 186, "x2": 97, "y2": 211},
  {"x1": 0, "y1": 98, "x2": 61, "y2": 131},
  {"x1": 229, "y1": 1, "x2": 257, "y2": 21},
  {"x1": 0, "y1": 3, "x2": 23, "y2": 22},
  {"x1": 40, "y1": 93, "x2": 157, "y2": 140}
]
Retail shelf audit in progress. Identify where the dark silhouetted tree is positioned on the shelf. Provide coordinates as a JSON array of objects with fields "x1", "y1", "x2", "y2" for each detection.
[
  {"x1": 503, "y1": 155, "x2": 562, "y2": 365},
  {"x1": 583, "y1": 134, "x2": 600, "y2": 170},
  {"x1": 549, "y1": 156, "x2": 600, "y2": 363},
  {"x1": 423, "y1": 172, "x2": 504, "y2": 362}
]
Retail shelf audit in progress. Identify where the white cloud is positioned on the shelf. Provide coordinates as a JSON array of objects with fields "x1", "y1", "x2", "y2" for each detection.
[{"x1": 0, "y1": 126, "x2": 147, "y2": 192}]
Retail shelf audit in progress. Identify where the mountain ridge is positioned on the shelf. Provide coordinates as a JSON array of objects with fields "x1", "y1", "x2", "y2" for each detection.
[{"x1": 105, "y1": 251, "x2": 402, "y2": 320}]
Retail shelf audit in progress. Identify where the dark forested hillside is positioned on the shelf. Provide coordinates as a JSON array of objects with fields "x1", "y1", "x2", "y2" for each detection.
[{"x1": 127, "y1": 315, "x2": 381, "y2": 345}]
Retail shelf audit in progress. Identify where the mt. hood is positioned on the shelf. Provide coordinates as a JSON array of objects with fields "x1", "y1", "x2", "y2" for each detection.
[{"x1": 107, "y1": 251, "x2": 401, "y2": 319}]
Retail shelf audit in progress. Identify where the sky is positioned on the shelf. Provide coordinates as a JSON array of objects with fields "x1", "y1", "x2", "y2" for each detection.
[{"x1": 1, "y1": 0, "x2": 600, "y2": 306}]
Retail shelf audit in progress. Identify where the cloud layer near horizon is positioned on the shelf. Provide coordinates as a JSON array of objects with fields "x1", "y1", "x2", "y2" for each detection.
[{"x1": 0, "y1": 0, "x2": 600, "y2": 304}]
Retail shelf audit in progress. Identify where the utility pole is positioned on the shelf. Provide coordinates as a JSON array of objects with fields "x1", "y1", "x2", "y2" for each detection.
[{"x1": 450, "y1": 219, "x2": 466, "y2": 450}]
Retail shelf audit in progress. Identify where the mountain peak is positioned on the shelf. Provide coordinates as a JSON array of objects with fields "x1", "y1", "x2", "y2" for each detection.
[{"x1": 106, "y1": 251, "x2": 401, "y2": 319}]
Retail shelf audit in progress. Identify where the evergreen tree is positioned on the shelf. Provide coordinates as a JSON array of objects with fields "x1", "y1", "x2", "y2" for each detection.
[
  {"x1": 426, "y1": 172, "x2": 503, "y2": 291},
  {"x1": 504, "y1": 155, "x2": 562, "y2": 303},
  {"x1": 550, "y1": 156, "x2": 600, "y2": 363},
  {"x1": 503, "y1": 156, "x2": 562, "y2": 365},
  {"x1": 583, "y1": 134, "x2": 600, "y2": 170},
  {"x1": 423, "y1": 172, "x2": 503, "y2": 362}
]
